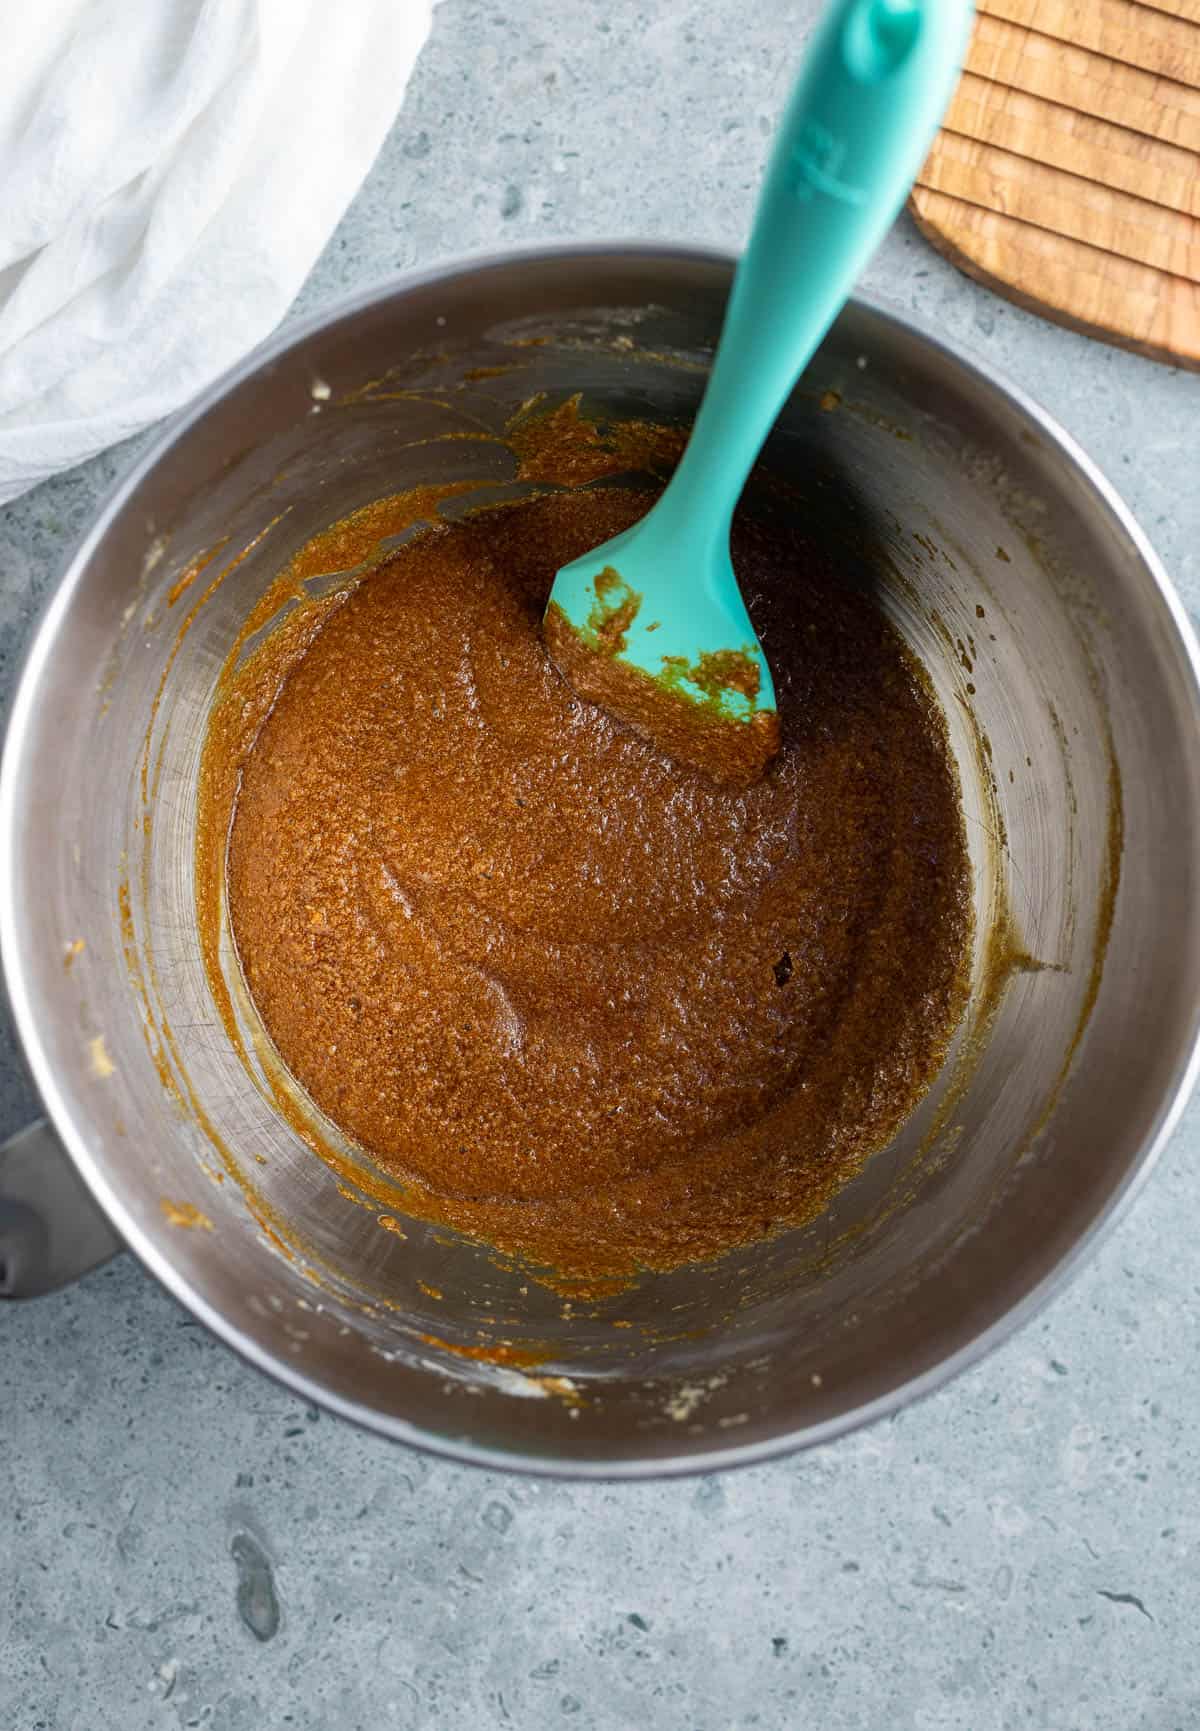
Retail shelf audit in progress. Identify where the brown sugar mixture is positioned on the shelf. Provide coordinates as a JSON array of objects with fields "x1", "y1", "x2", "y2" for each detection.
[{"x1": 224, "y1": 485, "x2": 971, "y2": 1286}]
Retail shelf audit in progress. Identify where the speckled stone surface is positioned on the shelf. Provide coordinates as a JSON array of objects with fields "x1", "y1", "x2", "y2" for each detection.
[{"x1": 3, "y1": 4, "x2": 1199, "y2": 1727}]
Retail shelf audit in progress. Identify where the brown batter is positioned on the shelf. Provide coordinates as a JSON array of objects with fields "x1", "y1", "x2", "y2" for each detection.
[{"x1": 224, "y1": 484, "x2": 971, "y2": 1287}]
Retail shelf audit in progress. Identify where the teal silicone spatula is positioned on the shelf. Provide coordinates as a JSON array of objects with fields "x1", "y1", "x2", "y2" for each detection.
[{"x1": 544, "y1": 0, "x2": 974, "y2": 785}]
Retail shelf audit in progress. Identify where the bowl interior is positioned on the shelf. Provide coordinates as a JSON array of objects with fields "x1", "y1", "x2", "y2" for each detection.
[{"x1": 7, "y1": 251, "x2": 1200, "y2": 1471}]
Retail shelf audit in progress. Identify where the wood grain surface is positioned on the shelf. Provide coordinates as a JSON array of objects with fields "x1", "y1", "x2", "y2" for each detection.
[{"x1": 909, "y1": 0, "x2": 1200, "y2": 368}]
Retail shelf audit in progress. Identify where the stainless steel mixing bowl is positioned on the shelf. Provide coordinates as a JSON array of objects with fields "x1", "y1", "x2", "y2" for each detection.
[{"x1": 3, "y1": 246, "x2": 1199, "y2": 1476}]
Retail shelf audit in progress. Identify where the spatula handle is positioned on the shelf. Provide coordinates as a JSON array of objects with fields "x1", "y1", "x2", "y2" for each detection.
[{"x1": 658, "y1": 0, "x2": 974, "y2": 541}]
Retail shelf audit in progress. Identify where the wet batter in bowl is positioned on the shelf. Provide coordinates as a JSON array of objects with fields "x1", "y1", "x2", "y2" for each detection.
[{"x1": 220, "y1": 479, "x2": 972, "y2": 1288}]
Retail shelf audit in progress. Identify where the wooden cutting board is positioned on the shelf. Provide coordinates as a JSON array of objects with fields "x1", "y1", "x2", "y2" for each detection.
[{"x1": 909, "y1": 0, "x2": 1200, "y2": 369}]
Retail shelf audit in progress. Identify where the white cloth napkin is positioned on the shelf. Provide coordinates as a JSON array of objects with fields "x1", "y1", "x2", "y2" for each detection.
[{"x1": 0, "y1": 0, "x2": 437, "y2": 506}]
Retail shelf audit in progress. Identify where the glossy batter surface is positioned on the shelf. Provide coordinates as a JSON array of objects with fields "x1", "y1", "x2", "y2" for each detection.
[{"x1": 227, "y1": 488, "x2": 971, "y2": 1283}]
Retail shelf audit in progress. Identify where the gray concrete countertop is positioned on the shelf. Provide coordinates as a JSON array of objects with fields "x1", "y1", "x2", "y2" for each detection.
[{"x1": 3, "y1": 4, "x2": 1198, "y2": 1727}]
